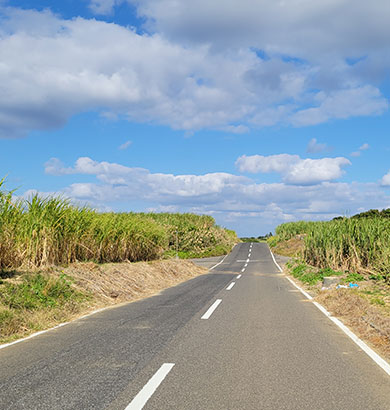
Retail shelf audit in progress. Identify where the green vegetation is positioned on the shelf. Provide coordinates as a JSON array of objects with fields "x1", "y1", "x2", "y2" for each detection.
[
  {"x1": 274, "y1": 217, "x2": 390, "y2": 283},
  {"x1": 240, "y1": 233, "x2": 273, "y2": 243},
  {"x1": 287, "y1": 260, "x2": 343, "y2": 285},
  {"x1": 0, "y1": 273, "x2": 86, "y2": 310},
  {"x1": 352, "y1": 208, "x2": 390, "y2": 219},
  {"x1": 0, "y1": 272, "x2": 90, "y2": 341},
  {"x1": 0, "y1": 179, "x2": 237, "y2": 270}
]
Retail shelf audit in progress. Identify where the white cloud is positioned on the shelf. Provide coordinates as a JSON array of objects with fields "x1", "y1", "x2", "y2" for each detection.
[
  {"x1": 235, "y1": 154, "x2": 299, "y2": 174},
  {"x1": 283, "y1": 157, "x2": 351, "y2": 185},
  {"x1": 235, "y1": 154, "x2": 351, "y2": 185},
  {"x1": 119, "y1": 140, "x2": 132, "y2": 150},
  {"x1": 0, "y1": 6, "x2": 388, "y2": 138},
  {"x1": 306, "y1": 138, "x2": 329, "y2": 153},
  {"x1": 89, "y1": 0, "x2": 119, "y2": 14},
  {"x1": 350, "y1": 142, "x2": 370, "y2": 157},
  {"x1": 130, "y1": 0, "x2": 390, "y2": 64},
  {"x1": 290, "y1": 86, "x2": 388, "y2": 127},
  {"x1": 39, "y1": 156, "x2": 390, "y2": 235},
  {"x1": 381, "y1": 171, "x2": 390, "y2": 187},
  {"x1": 46, "y1": 157, "x2": 249, "y2": 200}
]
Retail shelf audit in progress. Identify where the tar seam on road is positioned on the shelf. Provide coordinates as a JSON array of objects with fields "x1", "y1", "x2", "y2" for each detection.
[
  {"x1": 201, "y1": 299, "x2": 222, "y2": 319},
  {"x1": 269, "y1": 248, "x2": 390, "y2": 377},
  {"x1": 226, "y1": 282, "x2": 235, "y2": 290},
  {"x1": 125, "y1": 363, "x2": 175, "y2": 410}
]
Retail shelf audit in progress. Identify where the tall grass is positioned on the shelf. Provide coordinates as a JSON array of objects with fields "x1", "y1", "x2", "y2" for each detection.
[
  {"x1": 275, "y1": 218, "x2": 390, "y2": 282},
  {"x1": 0, "y1": 181, "x2": 237, "y2": 269}
]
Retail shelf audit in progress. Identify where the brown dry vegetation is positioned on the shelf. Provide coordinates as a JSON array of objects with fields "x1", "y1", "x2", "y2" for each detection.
[
  {"x1": 317, "y1": 288, "x2": 390, "y2": 361},
  {"x1": 271, "y1": 236, "x2": 305, "y2": 258},
  {"x1": 0, "y1": 259, "x2": 207, "y2": 344},
  {"x1": 66, "y1": 259, "x2": 207, "y2": 304}
]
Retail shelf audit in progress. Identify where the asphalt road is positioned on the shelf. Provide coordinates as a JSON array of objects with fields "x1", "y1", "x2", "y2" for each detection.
[{"x1": 1, "y1": 243, "x2": 390, "y2": 409}]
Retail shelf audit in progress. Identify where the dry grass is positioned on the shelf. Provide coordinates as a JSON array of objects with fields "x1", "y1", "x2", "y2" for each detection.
[
  {"x1": 63, "y1": 259, "x2": 207, "y2": 304},
  {"x1": 271, "y1": 236, "x2": 305, "y2": 258},
  {"x1": 0, "y1": 259, "x2": 207, "y2": 344},
  {"x1": 317, "y1": 288, "x2": 390, "y2": 361}
]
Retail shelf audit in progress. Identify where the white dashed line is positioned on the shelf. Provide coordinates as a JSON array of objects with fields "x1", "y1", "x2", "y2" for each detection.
[
  {"x1": 241, "y1": 268, "x2": 245, "y2": 272},
  {"x1": 246, "y1": 258, "x2": 250, "y2": 263},
  {"x1": 201, "y1": 299, "x2": 222, "y2": 319},
  {"x1": 226, "y1": 282, "x2": 235, "y2": 291},
  {"x1": 125, "y1": 363, "x2": 175, "y2": 409},
  {"x1": 236, "y1": 274, "x2": 242, "y2": 279}
]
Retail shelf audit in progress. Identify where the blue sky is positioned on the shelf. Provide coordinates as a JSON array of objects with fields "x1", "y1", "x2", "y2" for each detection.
[{"x1": 1, "y1": 0, "x2": 390, "y2": 236}]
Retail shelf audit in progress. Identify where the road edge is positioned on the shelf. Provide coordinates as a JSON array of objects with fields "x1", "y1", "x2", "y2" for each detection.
[{"x1": 269, "y1": 248, "x2": 390, "y2": 377}]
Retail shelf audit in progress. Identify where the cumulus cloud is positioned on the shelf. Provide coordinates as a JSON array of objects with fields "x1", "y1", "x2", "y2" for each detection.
[
  {"x1": 40, "y1": 156, "x2": 390, "y2": 234},
  {"x1": 0, "y1": 6, "x2": 388, "y2": 138},
  {"x1": 381, "y1": 171, "x2": 390, "y2": 187},
  {"x1": 235, "y1": 154, "x2": 351, "y2": 185},
  {"x1": 45, "y1": 157, "x2": 249, "y2": 200},
  {"x1": 130, "y1": 0, "x2": 390, "y2": 63}
]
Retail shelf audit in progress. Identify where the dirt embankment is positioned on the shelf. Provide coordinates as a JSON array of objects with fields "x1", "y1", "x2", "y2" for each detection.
[
  {"x1": 0, "y1": 259, "x2": 207, "y2": 344},
  {"x1": 67, "y1": 259, "x2": 207, "y2": 304}
]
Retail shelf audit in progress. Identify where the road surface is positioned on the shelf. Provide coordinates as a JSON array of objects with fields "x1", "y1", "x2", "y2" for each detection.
[{"x1": 1, "y1": 243, "x2": 389, "y2": 409}]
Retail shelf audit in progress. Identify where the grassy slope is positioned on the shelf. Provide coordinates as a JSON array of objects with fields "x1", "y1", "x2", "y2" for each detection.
[{"x1": 0, "y1": 260, "x2": 207, "y2": 344}]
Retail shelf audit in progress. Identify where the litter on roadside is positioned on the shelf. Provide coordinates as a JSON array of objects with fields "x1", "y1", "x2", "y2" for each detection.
[{"x1": 336, "y1": 283, "x2": 359, "y2": 289}]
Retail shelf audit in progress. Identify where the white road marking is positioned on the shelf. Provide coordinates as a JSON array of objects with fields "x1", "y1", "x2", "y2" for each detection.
[
  {"x1": 241, "y1": 268, "x2": 245, "y2": 272},
  {"x1": 236, "y1": 274, "x2": 242, "y2": 279},
  {"x1": 226, "y1": 282, "x2": 235, "y2": 290},
  {"x1": 246, "y1": 258, "x2": 250, "y2": 262},
  {"x1": 209, "y1": 254, "x2": 229, "y2": 270},
  {"x1": 269, "y1": 249, "x2": 283, "y2": 272},
  {"x1": 244, "y1": 263, "x2": 248, "y2": 268},
  {"x1": 248, "y1": 253, "x2": 251, "y2": 257},
  {"x1": 286, "y1": 273, "x2": 390, "y2": 377},
  {"x1": 125, "y1": 363, "x2": 175, "y2": 409},
  {"x1": 201, "y1": 299, "x2": 222, "y2": 319}
]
